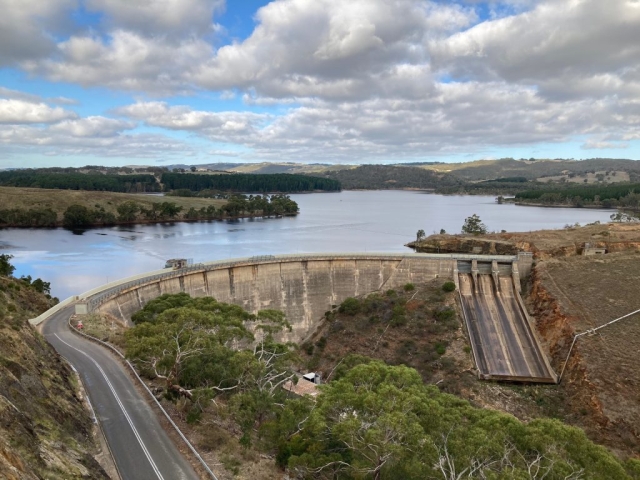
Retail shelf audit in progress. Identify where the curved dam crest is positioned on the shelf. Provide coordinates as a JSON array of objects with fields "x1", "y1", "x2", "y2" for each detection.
[{"x1": 88, "y1": 253, "x2": 532, "y2": 344}]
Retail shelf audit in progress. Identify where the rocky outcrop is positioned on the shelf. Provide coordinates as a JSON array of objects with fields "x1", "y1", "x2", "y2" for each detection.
[
  {"x1": 408, "y1": 235, "x2": 520, "y2": 255},
  {"x1": 0, "y1": 276, "x2": 108, "y2": 479}
]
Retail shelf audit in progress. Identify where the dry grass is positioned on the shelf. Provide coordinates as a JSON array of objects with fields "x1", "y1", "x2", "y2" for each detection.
[
  {"x1": 418, "y1": 159, "x2": 501, "y2": 173},
  {"x1": 301, "y1": 280, "x2": 467, "y2": 386},
  {"x1": 470, "y1": 222, "x2": 640, "y2": 257},
  {"x1": 0, "y1": 186, "x2": 226, "y2": 216},
  {"x1": 76, "y1": 313, "x2": 127, "y2": 351},
  {"x1": 541, "y1": 253, "x2": 640, "y2": 453},
  {"x1": 537, "y1": 170, "x2": 630, "y2": 184}
]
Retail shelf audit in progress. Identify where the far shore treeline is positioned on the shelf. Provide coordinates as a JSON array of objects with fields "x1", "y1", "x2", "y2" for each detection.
[
  {"x1": 514, "y1": 183, "x2": 640, "y2": 209},
  {"x1": 0, "y1": 169, "x2": 341, "y2": 194},
  {"x1": 0, "y1": 170, "x2": 160, "y2": 193},
  {"x1": 161, "y1": 172, "x2": 341, "y2": 193}
]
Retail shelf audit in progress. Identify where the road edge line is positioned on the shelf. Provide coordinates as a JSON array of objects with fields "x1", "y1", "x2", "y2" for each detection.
[
  {"x1": 67, "y1": 316, "x2": 219, "y2": 480},
  {"x1": 57, "y1": 352, "x2": 123, "y2": 480}
]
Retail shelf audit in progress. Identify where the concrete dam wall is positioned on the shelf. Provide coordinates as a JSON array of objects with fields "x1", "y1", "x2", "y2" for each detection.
[{"x1": 92, "y1": 253, "x2": 531, "y2": 343}]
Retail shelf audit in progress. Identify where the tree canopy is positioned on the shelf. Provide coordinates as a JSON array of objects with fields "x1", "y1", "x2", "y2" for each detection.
[
  {"x1": 124, "y1": 294, "x2": 637, "y2": 479},
  {"x1": 515, "y1": 183, "x2": 640, "y2": 209},
  {"x1": 0, "y1": 170, "x2": 160, "y2": 192},
  {"x1": 161, "y1": 172, "x2": 341, "y2": 193},
  {"x1": 461, "y1": 214, "x2": 488, "y2": 235},
  {"x1": 266, "y1": 359, "x2": 635, "y2": 479}
]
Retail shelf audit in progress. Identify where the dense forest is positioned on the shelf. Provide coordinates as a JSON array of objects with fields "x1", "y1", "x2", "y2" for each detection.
[
  {"x1": 122, "y1": 293, "x2": 640, "y2": 479},
  {"x1": 0, "y1": 170, "x2": 160, "y2": 192},
  {"x1": 515, "y1": 183, "x2": 640, "y2": 209},
  {"x1": 161, "y1": 172, "x2": 341, "y2": 193},
  {"x1": 314, "y1": 165, "x2": 461, "y2": 190}
]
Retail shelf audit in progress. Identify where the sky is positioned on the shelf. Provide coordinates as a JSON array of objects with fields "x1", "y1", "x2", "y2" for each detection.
[{"x1": 0, "y1": 0, "x2": 639, "y2": 168}]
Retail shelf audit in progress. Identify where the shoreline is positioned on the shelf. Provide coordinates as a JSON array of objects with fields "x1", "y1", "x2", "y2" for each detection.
[
  {"x1": 0, "y1": 212, "x2": 298, "y2": 230},
  {"x1": 510, "y1": 201, "x2": 622, "y2": 211}
]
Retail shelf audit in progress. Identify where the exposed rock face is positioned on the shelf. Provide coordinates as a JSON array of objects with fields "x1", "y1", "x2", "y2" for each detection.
[
  {"x1": 527, "y1": 266, "x2": 609, "y2": 430},
  {"x1": 0, "y1": 276, "x2": 108, "y2": 479},
  {"x1": 408, "y1": 235, "x2": 520, "y2": 255}
]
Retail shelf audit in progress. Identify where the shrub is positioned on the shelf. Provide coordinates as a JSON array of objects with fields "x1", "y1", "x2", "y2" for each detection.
[
  {"x1": 63, "y1": 204, "x2": 93, "y2": 227},
  {"x1": 315, "y1": 337, "x2": 327, "y2": 350},
  {"x1": 339, "y1": 297, "x2": 360, "y2": 315},
  {"x1": 442, "y1": 281, "x2": 456, "y2": 292},
  {"x1": 302, "y1": 342, "x2": 314, "y2": 356},
  {"x1": 435, "y1": 342, "x2": 447, "y2": 355},
  {"x1": 434, "y1": 307, "x2": 456, "y2": 322},
  {"x1": 403, "y1": 283, "x2": 415, "y2": 292},
  {"x1": 0, "y1": 254, "x2": 15, "y2": 277}
]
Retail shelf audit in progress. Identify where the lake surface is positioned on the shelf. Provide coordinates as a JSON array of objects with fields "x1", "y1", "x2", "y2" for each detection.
[{"x1": 0, "y1": 191, "x2": 614, "y2": 299}]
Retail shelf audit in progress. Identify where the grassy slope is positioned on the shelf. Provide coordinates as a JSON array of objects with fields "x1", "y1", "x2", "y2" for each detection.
[
  {"x1": 0, "y1": 277, "x2": 108, "y2": 479},
  {"x1": 419, "y1": 158, "x2": 640, "y2": 182},
  {"x1": 0, "y1": 186, "x2": 226, "y2": 217}
]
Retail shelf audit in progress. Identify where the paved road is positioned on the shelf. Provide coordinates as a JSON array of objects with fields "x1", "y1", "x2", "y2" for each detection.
[
  {"x1": 42, "y1": 307, "x2": 200, "y2": 480},
  {"x1": 459, "y1": 273, "x2": 556, "y2": 383}
]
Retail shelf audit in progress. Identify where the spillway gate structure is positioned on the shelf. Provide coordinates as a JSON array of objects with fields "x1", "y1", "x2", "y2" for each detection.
[{"x1": 456, "y1": 258, "x2": 557, "y2": 383}]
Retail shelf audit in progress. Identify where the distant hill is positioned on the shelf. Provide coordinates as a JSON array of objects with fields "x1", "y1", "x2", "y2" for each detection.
[
  {"x1": 312, "y1": 165, "x2": 462, "y2": 190},
  {"x1": 418, "y1": 158, "x2": 640, "y2": 182},
  {"x1": 14, "y1": 159, "x2": 636, "y2": 192},
  {"x1": 164, "y1": 162, "x2": 354, "y2": 175}
]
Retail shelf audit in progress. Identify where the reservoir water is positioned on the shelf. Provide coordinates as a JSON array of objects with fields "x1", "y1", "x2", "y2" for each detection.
[{"x1": 0, "y1": 191, "x2": 614, "y2": 299}]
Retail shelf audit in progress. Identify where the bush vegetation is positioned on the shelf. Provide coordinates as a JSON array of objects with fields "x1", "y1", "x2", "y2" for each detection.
[
  {"x1": 442, "y1": 281, "x2": 456, "y2": 292},
  {"x1": 266, "y1": 358, "x2": 636, "y2": 479},
  {"x1": 0, "y1": 193, "x2": 299, "y2": 228},
  {"x1": 125, "y1": 293, "x2": 638, "y2": 479},
  {"x1": 515, "y1": 183, "x2": 640, "y2": 209}
]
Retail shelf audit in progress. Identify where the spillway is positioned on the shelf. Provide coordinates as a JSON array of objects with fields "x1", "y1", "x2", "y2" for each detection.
[{"x1": 458, "y1": 272, "x2": 557, "y2": 383}]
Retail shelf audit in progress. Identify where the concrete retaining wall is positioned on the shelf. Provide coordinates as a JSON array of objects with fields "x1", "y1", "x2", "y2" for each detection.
[{"x1": 93, "y1": 253, "x2": 523, "y2": 343}]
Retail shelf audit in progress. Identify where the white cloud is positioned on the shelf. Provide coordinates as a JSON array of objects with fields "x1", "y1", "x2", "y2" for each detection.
[
  {"x1": 49, "y1": 116, "x2": 135, "y2": 137},
  {"x1": 116, "y1": 80, "x2": 640, "y2": 162},
  {"x1": 582, "y1": 140, "x2": 629, "y2": 150},
  {"x1": 0, "y1": 99, "x2": 77, "y2": 124},
  {"x1": 27, "y1": 0, "x2": 475, "y2": 98},
  {"x1": 430, "y1": 0, "x2": 640, "y2": 98},
  {"x1": 191, "y1": 0, "x2": 476, "y2": 99},
  {"x1": 25, "y1": 30, "x2": 214, "y2": 94},
  {"x1": 0, "y1": 0, "x2": 76, "y2": 66},
  {"x1": 0, "y1": 123, "x2": 191, "y2": 159},
  {"x1": 207, "y1": 149, "x2": 241, "y2": 157},
  {"x1": 115, "y1": 101, "x2": 269, "y2": 140},
  {"x1": 4, "y1": 0, "x2": 640, "y2": 164},
  {"x1": 86, "y1": 0, "x2": 224, "y2": 36}
]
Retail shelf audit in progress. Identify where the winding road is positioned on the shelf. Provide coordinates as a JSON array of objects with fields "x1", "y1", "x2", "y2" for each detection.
[{"x1": 42, "y1": 306, "x2": 200, "y2": 480}]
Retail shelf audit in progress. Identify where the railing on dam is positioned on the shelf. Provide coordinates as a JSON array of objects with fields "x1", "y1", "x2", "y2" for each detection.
[{"x1": 30, "y1": 252, "x2": 525, "y2": 325}]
